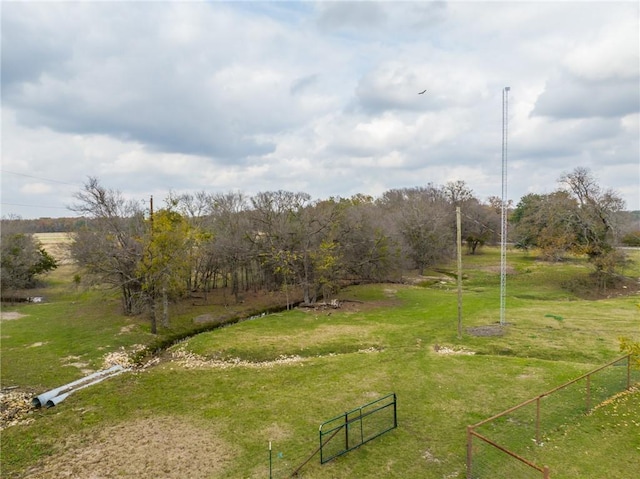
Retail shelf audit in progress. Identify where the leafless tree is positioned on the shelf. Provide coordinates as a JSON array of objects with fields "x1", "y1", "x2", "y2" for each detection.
[
  {"x1": 70, "y1": 177, "x2": 146, "y2": 315},
  {"x1": 379, "y1": 186, "x2": 455, "y2": 275}
]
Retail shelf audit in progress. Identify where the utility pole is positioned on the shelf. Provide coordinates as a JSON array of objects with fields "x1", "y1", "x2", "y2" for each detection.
[
  {"x1": 456, "y1": 206, "x2": 463, "y2": 339},
  {"x1": 149, "y1": 195, "x2": 157, "y2": 334}
]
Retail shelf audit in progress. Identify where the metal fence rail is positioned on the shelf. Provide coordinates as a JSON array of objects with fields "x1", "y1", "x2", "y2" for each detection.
[
  {"x1": 467, "y1": 354, "x2": 638, "y2": 479},
  {"x1": 319, "y1": 393, "x2": 397, "y2": 464}
]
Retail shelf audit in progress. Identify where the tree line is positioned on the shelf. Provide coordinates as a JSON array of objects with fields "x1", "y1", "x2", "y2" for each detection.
[
  {"x1": 2, "y1": 168, "x2": 636, "y2": 332},
  {"x1": 67, "y1": 178, "x2": 498, "y2": 332}
]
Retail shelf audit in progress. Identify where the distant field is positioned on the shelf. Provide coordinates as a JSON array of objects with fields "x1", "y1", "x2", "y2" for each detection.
[{"x1": 33, "y1": 232, "x2": 74, "y2": 264}]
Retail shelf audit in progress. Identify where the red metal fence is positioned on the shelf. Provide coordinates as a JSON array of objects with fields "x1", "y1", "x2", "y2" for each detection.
[{"x1": 466, "y1": 354, "x2": 638, "y2": 478}]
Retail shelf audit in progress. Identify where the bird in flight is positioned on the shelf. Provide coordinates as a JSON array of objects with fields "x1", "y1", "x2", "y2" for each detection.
[{"x1": 418, "y1": 90, "x2": 427, "y2": 95}]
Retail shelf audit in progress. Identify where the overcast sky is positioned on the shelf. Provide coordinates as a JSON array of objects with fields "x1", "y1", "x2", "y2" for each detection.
[{"x1": 2, "y1": 1, "x2": 639, "y2": 220}]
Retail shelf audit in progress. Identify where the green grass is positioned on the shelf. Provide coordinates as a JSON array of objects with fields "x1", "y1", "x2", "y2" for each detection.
[
  {"x1": 1, "y1": 247, "x2": 639, "y2": 478},
  {"x1": 531, "y1": 385, "x2": 640, "y2": 478},
  {"x1": 1, "y1": 266, "x2": 154, "y2": 389}
]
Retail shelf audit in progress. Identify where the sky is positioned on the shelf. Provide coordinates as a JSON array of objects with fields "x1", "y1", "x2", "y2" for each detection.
[{"x1": 1, "y1": 0, "x2": 639, "y2": 220}]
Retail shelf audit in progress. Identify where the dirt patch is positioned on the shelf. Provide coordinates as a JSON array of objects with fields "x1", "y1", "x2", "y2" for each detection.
[
  {"x1": 60, "y1": 356, "x2": 94, "y2": 375},
  {"x1": 466, "y1": 324, "x2": 506, "y2": 337},
  {"x1": 0, "y1": 311, "x2": 27, "y2": 321},
  {"x1": 564, "y1": 275, "x2": 640, "y2": 300},
  {"x1": 261, "y1": 422, "x2": 293, "y2": 442},
  {"x1": 193, "y1": 313, "x2": 216, "y2": 324},
  {"x1": 22, "y1": 417, "x2": 234, "y2": 479},
  {"x1": 171, "y1": 349, "x2": 305, "y2": 369},
  {"x1": 433, "y1": 344, "x2": 475, "y2": 355},
  {"x1": 297, "y1": 297, "x2": 401, "y2": 318},
  {"x1": 478, "y1": 265, "x2": 519, "y2": 275},
  {"x1": 118, "y1": 324, "x2": 136, "y2": 334},
  {"x1": 422, "y1": 448, "x2": 441, "y2": 463}
]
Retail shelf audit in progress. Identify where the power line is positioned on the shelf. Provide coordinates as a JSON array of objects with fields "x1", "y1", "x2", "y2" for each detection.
[
  {"x1": 1, "y1": 169, "x2": 82, "y2": 187},
  {"x1": 0, "y1": 202, "x2": 70, "y2": 211}
]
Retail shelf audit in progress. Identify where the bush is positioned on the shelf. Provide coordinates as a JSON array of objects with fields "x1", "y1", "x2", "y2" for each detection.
[
  {"x1": 0, "y1": 233, "x2": 58, "y2": 290},
  {"x1": 619, "y1": 336, "x2": 640, "y2": 368},
  {"x1": 621, "y1": 231, "x2": 640, "y2": 247}
]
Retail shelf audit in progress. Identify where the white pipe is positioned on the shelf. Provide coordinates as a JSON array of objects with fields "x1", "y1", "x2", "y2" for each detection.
[
  {"x1": 45, "y1": 392, "x2": 70, "y2": 407},
  {"x1": 32, "y1": 365, "x2": 125, "y2": 408},
  {"x1": 44, "y1": 367, "x2": 128, "y2": 407}
]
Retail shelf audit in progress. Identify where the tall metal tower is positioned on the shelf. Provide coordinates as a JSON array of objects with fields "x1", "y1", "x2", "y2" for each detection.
[{"x1": 500, "y1": 86, "x2": 510, "y2": 326}]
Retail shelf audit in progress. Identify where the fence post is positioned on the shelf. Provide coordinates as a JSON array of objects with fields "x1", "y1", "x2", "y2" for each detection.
[
  {"x1": 536, "y1": 396, "x2": 541, "y2": 444},
  {"x1": 466, "y1": 426, "x2": 473, "y2": 479},
  {"x1": 393, "y1": 393, "x2": 398, "y2": 428},
  {"x1": 344, "y1": 412, "x2": 349, "y2": 451},
  {"x1": 586, "y1": 375, "x2": 591, "y2": 412},
  {"x1": 543, "y1": 465, "x2": 550, "y2": 479}
]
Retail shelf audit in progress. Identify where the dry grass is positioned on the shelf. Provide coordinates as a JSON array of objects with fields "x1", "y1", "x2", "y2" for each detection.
[
  {"x1": 0, "y1": 312, "x2": 27, "y2": 322},
  {"x1": 33, "y1": 233, "x2": 74, "y2": 265},
  {"x1": 20, "y1": 417, "x2": 234, "y2": 479}
]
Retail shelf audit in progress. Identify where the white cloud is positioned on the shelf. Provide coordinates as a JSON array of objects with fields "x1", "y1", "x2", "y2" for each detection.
[
  {"x1": 564, "y1": 14, "x2": 639, "y2": 81},
  {"x1": 1, "y1": 1, "x2": 638, "y2": 219},
  {"x1": 20, "y1": 183, "x2": 53, "y2": 195}
]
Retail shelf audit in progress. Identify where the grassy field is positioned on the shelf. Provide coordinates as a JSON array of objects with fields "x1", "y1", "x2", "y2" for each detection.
[{"x1": 1, "y1": 243, "x2": 638, "y2": 478}]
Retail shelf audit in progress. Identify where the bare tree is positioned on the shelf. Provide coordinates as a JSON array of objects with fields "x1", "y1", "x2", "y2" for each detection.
[
  {"x1": 249, "y1": 191, "x2": 340, "y2": 305},
  {"x1": 70, "y1": 177, "x2": 146, "y2": 315},
  {"x1": 380, "y1": 186, "x2": 455, "y2": 275},
  {"x1": 559, "y1": 167, "x2": 626, "y2": 287},
  {"x1": 559, "y1": 167, "x2": 625, "y2": 258},
  {"x1": 512, "y1": 168, "x2": 627, "y2": 288},
  {"x1": 205, "y1": 192, "x2": 253, "y2": 303},
  {"x1": 169, "y1": 191, "x2": 215, "y2": 292},
  {"x1": 333, "y1": 196, "x2": 400, "y2": 282}
]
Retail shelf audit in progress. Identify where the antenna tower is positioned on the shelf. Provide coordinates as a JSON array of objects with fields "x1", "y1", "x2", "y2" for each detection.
[{"x1": 500, "y1": 87, "x2": 510, "y2": 326}]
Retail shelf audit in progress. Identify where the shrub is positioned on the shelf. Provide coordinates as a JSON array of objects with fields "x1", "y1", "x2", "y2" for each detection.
[{"x1": 621, "y1": 231, "x2": 640, "y2": 247}]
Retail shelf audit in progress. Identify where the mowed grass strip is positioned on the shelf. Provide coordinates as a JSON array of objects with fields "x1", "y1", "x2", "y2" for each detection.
[{"x1": 1, "y1": 248, "x2": 638, "y2": 478}]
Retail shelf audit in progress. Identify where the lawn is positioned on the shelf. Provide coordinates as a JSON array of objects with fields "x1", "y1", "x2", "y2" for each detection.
[{"x1": 1, "y1": 246, "x2": 638, "y2": 478}]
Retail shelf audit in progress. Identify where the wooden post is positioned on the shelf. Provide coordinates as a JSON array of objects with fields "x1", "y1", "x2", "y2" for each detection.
[
  {"x1": 536, "y1": 396, "x2": 541, "y2": 444},
  {"x1": 466, "y1": 426, "x2": 473, "y2": 479},
  {"x1": 456, "y1": 207, "x2": 463, "y2": 339},
  {"x1": 149, "y1": 195, "x2": 157, "y2": 335}
]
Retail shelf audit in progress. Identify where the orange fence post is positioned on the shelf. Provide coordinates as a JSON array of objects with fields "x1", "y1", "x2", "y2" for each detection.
[
  {"x1": 466, "y1": 426, "x2": 473, "y2": 479},
  {"x1": 536, "y1": 396, "x2": 541, "y2": 444}
]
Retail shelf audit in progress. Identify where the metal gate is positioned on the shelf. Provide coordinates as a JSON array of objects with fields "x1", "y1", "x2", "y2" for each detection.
[{"x1": 319, "y1": 393, "x2": 397, "y2": 464}]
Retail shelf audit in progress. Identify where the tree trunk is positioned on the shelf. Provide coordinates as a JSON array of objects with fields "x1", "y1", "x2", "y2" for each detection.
[
  {"x1": 162, "y1": 285, "x2": 169, "y2": 328},
  {"x1": 149, "y1": 286, "x2": 157, "y2": 334}
]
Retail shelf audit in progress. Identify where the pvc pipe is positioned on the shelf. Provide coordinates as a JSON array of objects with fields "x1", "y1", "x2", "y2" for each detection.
[
  {"x1": 45, "y1": 392, "x2": 70, "y2": 408},
  {"x1": 32, "y1": 365, "x2": 124, "y2": 408},
  {"x1": 44, "y1": 369, "x2": 128, "y2": 408}
]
